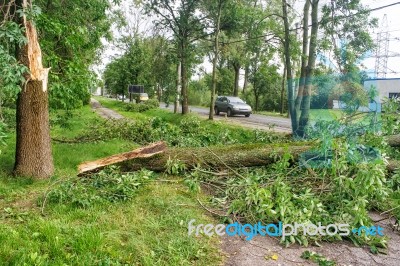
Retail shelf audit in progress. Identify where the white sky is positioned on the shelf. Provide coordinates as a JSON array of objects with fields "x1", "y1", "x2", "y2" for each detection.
[{"x1": 96, "y1": 0, "x2": 400, "y2": 79}]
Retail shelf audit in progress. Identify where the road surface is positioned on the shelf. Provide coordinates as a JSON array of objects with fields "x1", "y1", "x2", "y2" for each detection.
[{"x1": 160, "y1": 103, "x2": 291, "y2": 133}]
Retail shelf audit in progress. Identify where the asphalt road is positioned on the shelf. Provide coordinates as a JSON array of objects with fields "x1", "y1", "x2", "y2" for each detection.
[{"x1": 160, "y1": 103, "x2": 291, "y2": 133}]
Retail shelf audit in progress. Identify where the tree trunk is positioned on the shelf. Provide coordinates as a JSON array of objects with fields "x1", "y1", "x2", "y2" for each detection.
[
  {"x1": 174, "y1": 62, "x2": 181, "y2": 113},
  {"x1": 120, "y1": 143, "x2": 311, "y2": 172},
  {"x1": 14, "y1": 81, "x2": 54, "y2": 179},
  {"x1": 78, "y1": 141, "x2": 166, "y2": 176},
  {"x1": 181, "y1": 59, "x2": 189, "y2": 115},
  {"x1": 209, "y1": 1, "x2": 222, "y2": 120},
  {"x1": 294, "y1": 0, "x2": 310, "y2": 135},
  {"x1": 282, "y1": 0, "x2": 296, "y2": 129},
  {"x1": 181, "y1": 47, "x2": 189, "y2": 115},
  {"x1": 280, "y1": 63, "x2": 286, "y2": 114},
  {"x1": 233, "y1": 62, "x2": 240, "y2": 97},
  {"x1": 14, "y1": 0, "x2": 54, "y2": 179},
  {"x1": 243, "y1": 65, "x2": 249, "y2": 93},
  {"x1": 297, "y1": 0, "x2": 319, "y2": 137},
  {"x1": 121, "y1": 144, "x2": 398, "y2": 173}
]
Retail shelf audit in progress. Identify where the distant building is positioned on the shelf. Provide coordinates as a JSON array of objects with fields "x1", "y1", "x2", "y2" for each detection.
[{"x1": 363, "y1": 78, "x2": 400, "y2": 112}]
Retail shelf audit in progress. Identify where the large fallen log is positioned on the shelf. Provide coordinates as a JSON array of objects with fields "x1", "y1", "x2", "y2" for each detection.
[
  {"x1": 78, "y1": 141, "x2": 167, "y2": 175},
  {"x1": 118, "y1": 143, "x2": 398, "y2": 173},
  {"x1": 78, "y1": 140, "x2": 400, "y2": 176},
  {"x1": 119, "y1": 143, "x2": 312, "y2": 172}
]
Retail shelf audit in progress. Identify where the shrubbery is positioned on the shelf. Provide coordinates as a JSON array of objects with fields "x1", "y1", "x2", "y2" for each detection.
[{"x1": 59, "y1": 115, "x2": 283, "y2": 147}]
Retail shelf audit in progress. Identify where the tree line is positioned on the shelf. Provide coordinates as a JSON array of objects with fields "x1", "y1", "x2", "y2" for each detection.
[
  {"x1": 0, "y1": 0, "x2": 377, "y2": 178},
  {"x1": 104, "y1": 0, "x2": 376, "y2": 136}
]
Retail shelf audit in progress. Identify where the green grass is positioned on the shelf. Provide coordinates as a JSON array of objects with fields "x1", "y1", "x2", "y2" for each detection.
[
  {"x1": 309, "y1": 109, "x2": 343, "y2": 121},
  {"x1": 254, "y1": 111, "x2": 288, "y2": 118},
  {"x1": 0, "y1": 106, "x2": 221, "y2": 265}
]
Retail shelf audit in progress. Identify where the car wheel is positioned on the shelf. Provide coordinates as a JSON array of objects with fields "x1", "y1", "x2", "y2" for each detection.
[
  {"x1": 245, "y1": 114, "x2": 250, "y2": 117},
  {"x1": 227, "y1": 108, "x2": 232, "y2": 117},
  {"x1": 215, "y1": 107, "x2": 220, "y2": 115}
]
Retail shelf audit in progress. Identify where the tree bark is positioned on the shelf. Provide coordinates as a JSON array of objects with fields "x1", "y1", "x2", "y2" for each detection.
[
  {"x1": 294, "y1": 0, "x2": 310, "y2": 134},
  {"x1": 297, "y1": 0, "x2": 319, "y2": 137},
  {"x1": 115, "y1": 143, "x2": 399, "y2": 173},
  {"x1": 243, "y1": 64, "x2": 249, "y2": 93},
  {"x1": 14, "y1": 80, "x2": 54, "y2": 178},
  {"x1": 14, "y1": 0, "x2": 54, "y2": 179},
  {"x1": 282, "y1": 0, "x2": 296, "y2": 127},
  {"x1": 233, "y1": 62, "x2": 240, "y2": 97},
  {"x1": 280, "y1": 63, "x2": 286, "y2": 114},
  {"x1": 174, "y1": 62, "x2": 181, "y2": 113},
  {"x1": 181, "y1": 42, "x2": 189, "y2": 115},
  {"x1": 120, "y1": 143, "x2": 311, "y2": 172}
]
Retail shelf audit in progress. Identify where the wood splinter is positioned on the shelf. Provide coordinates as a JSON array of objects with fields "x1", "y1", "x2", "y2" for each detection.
[{"x1": 78, "y1": 141, "x2": 167, "y2": 176}]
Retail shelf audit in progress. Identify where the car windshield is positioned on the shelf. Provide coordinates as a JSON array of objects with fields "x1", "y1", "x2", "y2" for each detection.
[{"x1": 227, "y1": 97, "x2": 244, "y2": 103}]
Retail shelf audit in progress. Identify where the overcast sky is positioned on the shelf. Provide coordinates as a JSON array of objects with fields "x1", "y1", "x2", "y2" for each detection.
[{"x1": 97, "y1": 0, "x2": 400, "y2": 79}]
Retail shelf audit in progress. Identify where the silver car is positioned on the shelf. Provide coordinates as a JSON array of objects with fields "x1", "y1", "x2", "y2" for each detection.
[{"x1": 214, "y1": 96, "x2": 252, "y2": 117}]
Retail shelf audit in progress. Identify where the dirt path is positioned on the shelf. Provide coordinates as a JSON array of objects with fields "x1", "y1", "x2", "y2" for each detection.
[
  {"x1": 221, "y1": 212, "x2": 400, "y2": 266},
  {"x1": 90, "y1": 98, "x2": 124, "y2": 120}
]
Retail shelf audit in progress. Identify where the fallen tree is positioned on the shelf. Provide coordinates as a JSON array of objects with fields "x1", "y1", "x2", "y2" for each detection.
[
  {"x1": 118, "y1": 143, "x2": 312, "y2": 172},
  {"x1": 78, "y1": 135, "x2": 400, "y2": 175},
  {"x1": 119, "y1": 144, "x2": 399, "y2": 173}
]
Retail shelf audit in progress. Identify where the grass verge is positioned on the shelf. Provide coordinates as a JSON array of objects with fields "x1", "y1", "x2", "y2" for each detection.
[{"x1": 0, "y1": 105, "x2": 221, "y2": 265}]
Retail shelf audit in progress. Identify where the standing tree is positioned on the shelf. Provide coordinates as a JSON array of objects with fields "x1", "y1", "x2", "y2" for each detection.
[
  {"x1": 282, "y1": 0, "x2": 319, "y2": 137},
  {"x1": 320, "y1": 0, "x2": 377, "y2": 74},
  {"x1": 201, "y1": 0, "x2": 226, "y2": 120},
  {"x1": 144, "y1": 0, "x2": 207, "y2": 114},
  {"x1": 14, "y1": 0, "x2": 54, "y2": 178}
]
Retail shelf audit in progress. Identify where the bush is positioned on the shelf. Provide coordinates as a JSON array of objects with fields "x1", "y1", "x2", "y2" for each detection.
[
  {"x1": 188, "y1": 89, "x2": 211, "y2": 107},
  {"x1": 62, "y1": 113, "x2": 283, "y2": 148}
]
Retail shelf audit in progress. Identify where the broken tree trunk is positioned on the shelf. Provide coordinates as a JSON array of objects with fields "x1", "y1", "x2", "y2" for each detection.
[
  {"x1": 78, "y1": 142, "x2": 400, "y2": 175},
  {"x1": 119, "y1": 144, "x2": 399, "y2": 173},
  {"x1": 78, "y1": 136, "x2": 400, "y2": 176},
  {"x1": 78, "y1": 141, "x2": 167, "y2": 176},
  {"x1": 119, "y1": 143, "x2": 311, "y2": 172},
  {"x1": 13, "y1": 0, "x2": 54, "y2": 179}
]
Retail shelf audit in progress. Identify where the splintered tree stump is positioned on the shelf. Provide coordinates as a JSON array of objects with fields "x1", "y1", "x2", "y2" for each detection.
[{"x1": 78, "y1": 141, "x2": 167, "y2": 176}]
